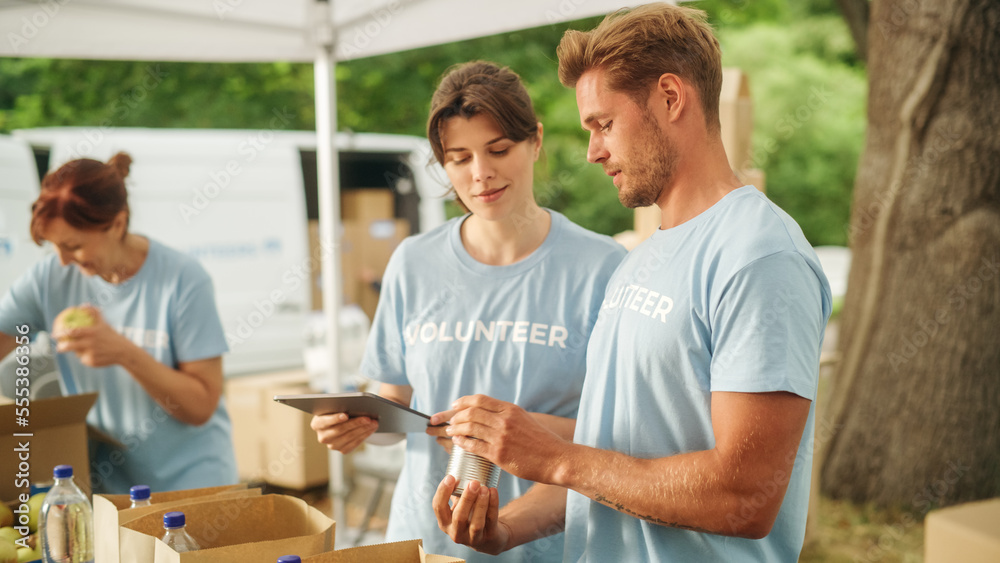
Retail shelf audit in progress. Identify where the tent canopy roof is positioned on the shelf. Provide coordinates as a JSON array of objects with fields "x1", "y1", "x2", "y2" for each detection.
[{"x1": 1, "y1": 0, "x2": 637, "y2": 62}]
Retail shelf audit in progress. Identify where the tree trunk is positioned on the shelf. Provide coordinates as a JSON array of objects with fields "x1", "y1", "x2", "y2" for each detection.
[
  {"x1": 835, "y1": 0, "x2": 870, "y2": 61},
  {"x1": 821, "y1": 0, "x2": 1000, "y2": 509}
]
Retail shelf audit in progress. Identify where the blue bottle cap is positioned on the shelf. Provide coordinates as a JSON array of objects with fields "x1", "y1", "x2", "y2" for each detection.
[
  {"x1": 277, "y1": 557, "x2": 301, "y2": 563},
  {"x1": 53, "y1": 465, "x2": 73, "y2": 479},
  {"x1": 163, "y1": 511, "x2": 186, "y2": 528},
  {"x1": 130, "y1": 485, "x2": 151, "y2": 501}
]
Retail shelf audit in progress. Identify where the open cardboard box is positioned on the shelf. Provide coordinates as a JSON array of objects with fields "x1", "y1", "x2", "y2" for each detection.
[
  {"x1": 119, "y1": 493, "x2": 334, "y2": 562},
  {"x1": 0, "y1": 392, "x2": 98, "y2": 500},
  {"x1": 94, "y1": 483, "x2": 256, "y2": 563},
  {"x1": 303, "y1": 539, "x2": 464, "y2": 563}
]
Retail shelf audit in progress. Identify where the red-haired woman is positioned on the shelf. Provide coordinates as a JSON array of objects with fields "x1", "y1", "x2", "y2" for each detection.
[{"x1": 0, "y1": 152, "x2": 237, "y2": 493}]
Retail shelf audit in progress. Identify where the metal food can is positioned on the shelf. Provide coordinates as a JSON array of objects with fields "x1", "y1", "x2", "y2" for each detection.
[{"x1": 446, "y1": 444, "x2": 500, "y2": 496}]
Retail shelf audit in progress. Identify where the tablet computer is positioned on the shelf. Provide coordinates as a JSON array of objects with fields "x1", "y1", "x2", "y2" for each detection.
[{"x1": 273, "y1": 392, "x2": 437, "y2": 434}]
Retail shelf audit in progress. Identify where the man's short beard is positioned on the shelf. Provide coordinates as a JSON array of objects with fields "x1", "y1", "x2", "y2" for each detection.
[
  {"x1": 618, "y1": 167, "x2": 666, "y2": 208},
  {"x1": 617, "y1": 105, "x2": 675, "y2": 209}
]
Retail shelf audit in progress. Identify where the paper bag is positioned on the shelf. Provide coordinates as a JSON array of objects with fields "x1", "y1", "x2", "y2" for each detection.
[
  {"x1": 302, "y1": 539, "x2": 464, "y2": 563},
  {"x1": 120, "y1": 493, "x2": 334, "y2": 563},
  {"x1": 94, "y1": 483, "x2": 255, "y2": 563}
]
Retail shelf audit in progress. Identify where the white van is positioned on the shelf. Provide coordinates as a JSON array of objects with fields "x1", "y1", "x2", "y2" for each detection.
[
  {"x1": 0, "y1": 134, "x2": 46, "y2": 283},
  {"x1": 1, "y1": 127, "x2": 449, "y2": 377}
]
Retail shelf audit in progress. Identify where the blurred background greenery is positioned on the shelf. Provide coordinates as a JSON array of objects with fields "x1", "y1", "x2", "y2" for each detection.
[{"x1": 0, "y1": 0, "x2": 866, "y2": 245}]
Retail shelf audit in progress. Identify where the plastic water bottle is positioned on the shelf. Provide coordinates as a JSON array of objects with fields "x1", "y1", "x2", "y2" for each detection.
[
  {"x1": 129, "y1": 485, "x2": 151, "y2": 508},
  {"x1": 277, "y1": 557, "x2": 301, "y2": 563},
  {"x1": 39, "y1": 464, "x2": 95, "y2": 563},
  {"x1": 161, "y1": 512, "x2": 201, "y2": 552}
]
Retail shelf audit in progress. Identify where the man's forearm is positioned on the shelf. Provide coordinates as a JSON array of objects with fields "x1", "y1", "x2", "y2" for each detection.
[
  {"x1": 550, "y1": 444, "x2": 748, "y2": 536},
  {"x1": 545, "y1": 391, "x2": 811, "y2": 539}
]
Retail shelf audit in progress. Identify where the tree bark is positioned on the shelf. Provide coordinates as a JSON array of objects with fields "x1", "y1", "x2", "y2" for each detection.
[
  {"x1": 821, "y1": 0, "x2": 1000, "y2": 509},
  {"x1": 836, "y1": 0, "x2": 870, "y2": 61}
]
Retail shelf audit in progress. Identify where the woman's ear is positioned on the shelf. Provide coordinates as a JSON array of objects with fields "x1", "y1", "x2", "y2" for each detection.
[{"x1": 112, "y1": 210, "x2": 129, "y2": 241}]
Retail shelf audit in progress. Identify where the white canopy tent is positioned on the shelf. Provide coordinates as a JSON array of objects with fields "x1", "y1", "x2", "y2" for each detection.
[{"x1": 0, "y1": 0, "x2": 641, "y2": 529}]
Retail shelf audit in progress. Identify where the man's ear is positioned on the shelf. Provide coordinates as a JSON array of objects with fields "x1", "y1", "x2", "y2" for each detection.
[{"x1": 655, "y1": 73, "x2": 685, "y2": 123}]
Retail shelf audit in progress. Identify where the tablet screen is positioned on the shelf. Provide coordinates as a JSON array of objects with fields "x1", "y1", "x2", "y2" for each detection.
[{"x1": 273, "y1": 392, "x2": 437, "y2": 434}]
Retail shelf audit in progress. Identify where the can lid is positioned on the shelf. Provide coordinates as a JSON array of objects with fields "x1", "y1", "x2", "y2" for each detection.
[
  {"x1": 277, "y1": 557, "x2": 301, "y2": 563},
  {"x1": 163, "y1": 511, "x2": 186, "y2": 528},
  {"x1": 53, "y1": 464, "x2": 73, "y2": 479},
  {"x1": 130, "y1": 485, "x2": 151, "y2": 500}
]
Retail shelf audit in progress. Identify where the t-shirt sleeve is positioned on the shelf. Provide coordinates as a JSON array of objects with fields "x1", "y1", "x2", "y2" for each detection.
[
  {"x1": 359, "y1": 240, "x2": 410, "y2": 386},
  {"x1": 709, "y1": 250, "x2": 827, "y2": 400},
  {"x1": 0, "y1": 262, "x2": 48, "y2": 339},
  {"x1": 170, "y1": 261, "x2": 229, "y2": 363}
]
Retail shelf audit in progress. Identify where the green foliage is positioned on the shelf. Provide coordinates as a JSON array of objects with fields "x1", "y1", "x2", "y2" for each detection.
[
  {"x1": 693, "y1": 0, "x2": 842, "y2": 26},
  {"x1": 718, "y1": 15, "x2": 867, "y2": 245},
  {"x1": 0, "y1": 4, "x2": 865, "y2": 244},
  {"x1": 0, "y1": 59, "x2": 316, "y2": 131},
  {"x1": 333, "y1": 15, "x2": 634, "y2": 235}
]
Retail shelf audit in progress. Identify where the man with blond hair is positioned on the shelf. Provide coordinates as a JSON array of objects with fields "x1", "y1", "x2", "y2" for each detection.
[{"x1": 431, "y1": 3, "x2": 831, "y2": 561}]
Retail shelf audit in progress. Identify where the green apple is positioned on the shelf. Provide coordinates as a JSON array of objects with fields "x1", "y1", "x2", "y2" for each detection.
[
  {"x1": 0, "y1": 504, "x2": 12, "y2": 528},
  {"x1": 0, "y1": 528, "x2": 17, "y2": 544},
  {"x1": 15, "y1": 544, "x2": 39, "y2": 563},
  {"x1": 25, "y1": 495, "x2": 44, "y2": 534},
  {"x1": 53, "y1": 306, "x2": 95, "y2": 338},
  {"x1": 0, "y1": 539, "x2": 16, "y2": 563}
]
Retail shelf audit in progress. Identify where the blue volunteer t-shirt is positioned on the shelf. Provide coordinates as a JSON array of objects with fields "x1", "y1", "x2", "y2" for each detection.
[
  {"x1": 564, "y1": 187, "x2": 832, "y2": 562},
  {"x1": 0, "y1": 238, "x2": 238, "y2": 493},
  {"x1": 362, "y1": 210, "x2": 625, "y2": 563}
]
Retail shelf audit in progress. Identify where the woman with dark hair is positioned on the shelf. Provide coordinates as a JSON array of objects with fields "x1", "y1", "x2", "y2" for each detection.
[
  {"x1": 0, "y1": 152, "x2": 237, "y2": 493},
  {"x1": 310, "y1": 61, "x2": 625, "y2": 561}
]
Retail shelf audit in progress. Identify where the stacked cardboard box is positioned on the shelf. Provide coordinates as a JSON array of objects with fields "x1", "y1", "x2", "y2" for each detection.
[
  {"x1": 225, "y1": 370, "x2": 329, "y2": 490},
  {"x1": 308, "y1": 188, "x2": 410, "y2": 320}
]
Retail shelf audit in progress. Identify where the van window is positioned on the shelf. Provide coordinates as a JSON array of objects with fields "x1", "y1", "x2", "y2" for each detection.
[
  {"x1": 32, "y1": 146, "x2": 50, "y2": 183},
  {"x1": 298, "y1": 150, "x2": 421, "y2": 232}
]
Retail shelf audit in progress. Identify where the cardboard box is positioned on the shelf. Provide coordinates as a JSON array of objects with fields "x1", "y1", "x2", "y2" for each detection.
[
  {"x1": 307, "y1": 219, "x2": 327, "y2": 312},
  {"x1": 225, "y1": 370, "x2": 329, "y2": 490},
  {"x1": 118, "y1": 493, "x2": 334, "y2": 563},
  {"x1": 740, "y1": 168, "x2": 767, "y2": 194},
  {"x1": 341, "y1": 189, "x2": 395, "y2": 224},
  {"x1": 94, "y1": 484, "x2": 255, "y2": 563},
  {"x1": 303, "y1": 539, "x2": 464, "y2": 563},
  {"x1": 0, "y1": 392, "x2": 97, "y2": 500},
  {"x1": 720, "y1": 67, "x2": 754, "y2": 172},
  {"x1": 309, "y1": 188, "x2": 396, "y2": 312},
  {"x1": 925, "y1": 498, "x2": 1000, "y2": 563},
  {"x1": 309, "y1": 217, "x2": 410, "y2": 319},
  {"x1": 633, "y1": 205, "x2": 661, "y2": 242},
  {"x1": 342, "y1": 218, "x2": 410, "y2": 320}
]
